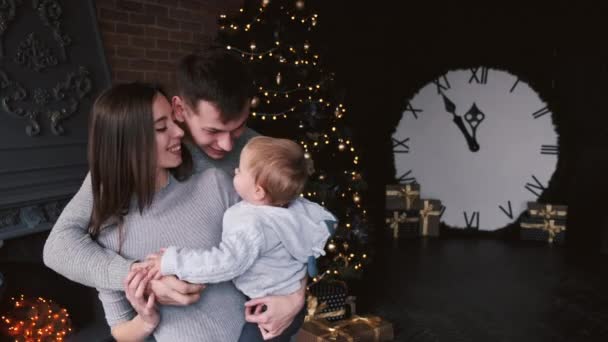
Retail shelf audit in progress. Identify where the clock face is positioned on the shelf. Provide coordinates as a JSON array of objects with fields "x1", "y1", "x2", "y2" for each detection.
[{"x1": 393, "y1": 68, "x2": 558, "y2": 231}]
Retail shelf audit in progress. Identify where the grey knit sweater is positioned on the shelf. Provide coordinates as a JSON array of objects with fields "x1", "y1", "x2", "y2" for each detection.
[
  {"x1": 42, "y1": 128, "x2": 258, "y2": 341},
  {"x1": 43, "y1": 128, "x2": 256, "y2": 290},
  {"x1": 95, "y1": 169, "x2": 245, "y2": 341}
]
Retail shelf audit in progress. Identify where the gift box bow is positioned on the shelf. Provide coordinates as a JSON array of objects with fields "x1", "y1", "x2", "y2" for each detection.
[
  {"x1": 385, "y1": 211, "x2": 419, "y2": 238},
  {"x1": 386, "y1": 184, "x2": 420, "y2": 209},
  {"x1": 306, "y1": 294, "x2": 346, "y2": 321},
  {"x1": 529, "y1": 204, "x2": 567, "y2": 220},
  {"x1": 419, "y1": 200, "x2": 442, "y2": 236},
  {"x1": 520, "y1": 219, "x2": 566, "y2": 243}
]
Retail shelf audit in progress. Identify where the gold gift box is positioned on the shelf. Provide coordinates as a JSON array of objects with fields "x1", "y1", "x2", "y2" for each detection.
[{"x1": 296, "y1": 315, "x2": 394, "y2": 342}]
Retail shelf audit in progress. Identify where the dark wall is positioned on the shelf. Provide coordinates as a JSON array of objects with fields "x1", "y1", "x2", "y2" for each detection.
[
  {"x1": 318, "y1": 1, "x2": 608, "y2": 252},
  {"x1": 95, "y1": 0, "x2": 243, "y2": 86}
]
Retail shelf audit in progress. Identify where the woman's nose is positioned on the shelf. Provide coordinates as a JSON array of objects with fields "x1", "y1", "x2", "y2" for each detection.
[{"x1": 172, "y1": 123, "x2": 184, "y2": 138}]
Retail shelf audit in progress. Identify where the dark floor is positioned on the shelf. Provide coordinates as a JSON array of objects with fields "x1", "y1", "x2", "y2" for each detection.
[
  {"x1": 2, "y1": 233, "x2": 608, "y2": 341},
  {"x1": 356, "y1": 237, "x2": 608, "y2": 342}
]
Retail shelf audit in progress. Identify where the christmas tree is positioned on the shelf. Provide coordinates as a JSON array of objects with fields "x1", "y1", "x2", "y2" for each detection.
[{"x1": 217, "y1": 0, "x2": 370, "y2": 283}]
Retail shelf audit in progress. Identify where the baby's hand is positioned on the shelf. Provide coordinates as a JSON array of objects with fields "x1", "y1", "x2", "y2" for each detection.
[{"x1": 145, "y1": 250, "x2": 165, "y2": 280}]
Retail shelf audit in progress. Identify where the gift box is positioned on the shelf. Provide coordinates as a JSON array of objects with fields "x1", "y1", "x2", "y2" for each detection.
[
  {"x1": 419, "y1": 199, "x2": 442, "y2": 237},
  {"x1": 307, "y1": 281, "x2": 348, "y2": 321},
  {"x1": 385, "y1": 210, "x2": 419, "y2": 239},
  {"x1": 386, "y1": 183, "x2": 421, "y2": 211},
  {"x1": 520, "y1": 217, "x2": 566, "y2": 244},
  {"x1": 527, "y1": 203, "x2": 567, "y2": 220},
  {"x1": 296, "y1": 315, "x2": 394, "y2": 342}
]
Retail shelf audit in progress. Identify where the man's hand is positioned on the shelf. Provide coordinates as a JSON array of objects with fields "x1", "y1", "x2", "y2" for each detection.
[
  {"x1": 244, "y1": 281, "x2": 306, "y2": 340},
  {"x1": 148, "y1": 275, "x2": 206, "y2": 306}
]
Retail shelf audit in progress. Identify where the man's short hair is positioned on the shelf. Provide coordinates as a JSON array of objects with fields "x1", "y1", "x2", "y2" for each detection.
[
  {"x1": 245, "y1": 136, "x2": 310, "y2": 206},
  {"x1": 176, "y1": 46, "x2": 254, "y2": 121}
]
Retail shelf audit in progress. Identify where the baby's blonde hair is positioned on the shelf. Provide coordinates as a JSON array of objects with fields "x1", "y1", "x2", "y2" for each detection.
[{"x1": 244, "y1": 136, "x2": 310, "y2": 206}]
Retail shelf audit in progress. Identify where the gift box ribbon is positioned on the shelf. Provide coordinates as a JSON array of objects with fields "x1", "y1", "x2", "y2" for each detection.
[
  {"x1": 521, "y1": 219, "x2": 566, "y2": 243},
  {"x1": 419, "y1": 201, "x2": 441, "y2": 236},
  {"x1": 529, "y1": 204, "x2": 567, "y2": 220},
  {"x1": 306, "y1": 315, "x2": 386, "y2": 341},
  {"x1": 385, "y1": 211, "x2": 418, "y2": 238},
  {"x1": 386, "y1": 184, "x2": 420, "y2": 209},
  {"x1": 306, "y1": 294, "x2": 347, "y2": 322}
]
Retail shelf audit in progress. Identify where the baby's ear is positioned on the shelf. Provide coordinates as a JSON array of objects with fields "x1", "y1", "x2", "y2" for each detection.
[{"x1": 254, "y1": 184, "x2": 267, "y2": 202}]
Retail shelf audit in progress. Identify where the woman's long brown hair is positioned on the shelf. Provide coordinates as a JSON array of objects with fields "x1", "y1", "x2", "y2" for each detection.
[{"x1": 87, "y1": 82, "x2": 192, "y2": 247}]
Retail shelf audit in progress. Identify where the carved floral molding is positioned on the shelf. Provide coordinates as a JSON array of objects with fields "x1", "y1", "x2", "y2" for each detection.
[{"x1": 1, "y1": 66, "x2": 92, "y2": 136}]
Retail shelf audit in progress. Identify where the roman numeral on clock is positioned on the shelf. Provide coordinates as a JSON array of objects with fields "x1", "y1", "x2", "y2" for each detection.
[
  {"x1": 469, "y1": 67, "x2": 488, "y2": 84},
  {"x1": 525, "y1": 175, "x2": 547, "y2": 197},
  {"x1": 509, "y1": 78, "x2": 520, "y2": 93},
  {"x1": 464, "y1": 211, "x2": 479, "y2": 229},
  {"x1": 396, "y1": 169, "x2": 416, "y2": 184},
  {"x1": 532, "y1": 106, "x2": 551, "y2": 119},
  {"x1": 403, "y1": 102, "x2": 423, "y2": 120},
  {"x1": 540, "y1": 144, "x2": 558, "y2": 155},
  {"x1": 392, "y1": 137, "x2": 410, "y2": 153},
  {"x1": 499, "y1": 201, "x2": 514, "y2": 219},
  {"x1": 433, "y1": 74, "x2": 451, "y2": 94}
]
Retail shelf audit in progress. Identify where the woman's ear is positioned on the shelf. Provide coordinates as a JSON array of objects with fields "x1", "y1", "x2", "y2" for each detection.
[{"x1": 172, "y1": 96, "x2": 185, "y2": 122}]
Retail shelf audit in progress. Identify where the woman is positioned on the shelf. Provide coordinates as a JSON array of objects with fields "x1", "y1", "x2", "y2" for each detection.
[{"x1": 87, "y1": 82, "x2": 248, "y2": 341}]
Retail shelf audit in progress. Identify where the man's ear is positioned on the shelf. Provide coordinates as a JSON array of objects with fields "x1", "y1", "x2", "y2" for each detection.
[{"x1": 172, "y1": 96, "x2": 185, "y2": 122}]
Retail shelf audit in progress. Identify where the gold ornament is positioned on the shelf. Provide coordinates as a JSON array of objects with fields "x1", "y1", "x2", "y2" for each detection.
[
  {"x1": 250, "y1": 96, "x2": 260, "y2": 108},
  {"x1": 276, "y1": 72, "x2": 282, "y2": 85},
  {"x1": 296, "y1": 0, "x2": 305, "y2": 10}
]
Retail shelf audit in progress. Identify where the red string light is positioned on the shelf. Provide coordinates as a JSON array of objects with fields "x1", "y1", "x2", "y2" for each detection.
[{"x1": 1, "y1": 295, "x2": 72, "y2": 341}]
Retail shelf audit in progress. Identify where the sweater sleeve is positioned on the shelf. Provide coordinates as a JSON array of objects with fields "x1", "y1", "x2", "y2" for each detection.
[
  {"x1": 43, "y1": 173, "x2": 135, "y2": 290},
  {"x1": 161, "y1": 226, "x2": 264, "y2": 284},
  {"x1": 97, "y1": 288, "x2": 136, "y2": 327}
]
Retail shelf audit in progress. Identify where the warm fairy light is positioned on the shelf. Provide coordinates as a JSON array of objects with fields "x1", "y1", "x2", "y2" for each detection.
[
  {"x1": 220, "y1": 1, "x2": 369, "y2": 278},
  {"x1": 1, "y1": 295, "x2": 72, "y2": 340}
]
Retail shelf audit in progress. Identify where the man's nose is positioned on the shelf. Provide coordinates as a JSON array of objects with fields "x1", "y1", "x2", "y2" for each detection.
[{"x1": 217, "y1": 132, "x2": 233, "y2": 151}]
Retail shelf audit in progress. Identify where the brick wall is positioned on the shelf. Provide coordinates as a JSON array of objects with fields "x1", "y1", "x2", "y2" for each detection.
[{"x1": 95, "y1": 0, "x2": 243, "y2": 87}]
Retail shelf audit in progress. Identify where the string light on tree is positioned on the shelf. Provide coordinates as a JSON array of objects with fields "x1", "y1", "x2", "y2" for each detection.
[{"x1": 218, "y1": 0, "x2": 370, "y2": 281}]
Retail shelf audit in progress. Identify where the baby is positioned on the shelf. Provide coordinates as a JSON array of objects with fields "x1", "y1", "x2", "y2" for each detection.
[{"x1": 147, "y1": 136, "x2": 336, "y2": 341}]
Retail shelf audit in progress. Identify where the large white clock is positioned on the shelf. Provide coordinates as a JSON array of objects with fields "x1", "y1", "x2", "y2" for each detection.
[{"x1": 392, "y1": 68, "x2": 558, "y2": 231}]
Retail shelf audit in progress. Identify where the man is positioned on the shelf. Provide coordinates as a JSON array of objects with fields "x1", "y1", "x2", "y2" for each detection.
[{"x1": 43, "y1": 48, "x2": 304, "y2": 339}]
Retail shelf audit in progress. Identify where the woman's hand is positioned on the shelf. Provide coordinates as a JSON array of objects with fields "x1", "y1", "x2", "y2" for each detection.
[
  {"x1": 124, "y1": 269, "x2": 159, "y2": 334},
  {"x1": 148, "y1": 275, "x2": 206, "y2": 306},
  {"x1": 244, "y1": 280, "x2": 306, "y2": 340}
]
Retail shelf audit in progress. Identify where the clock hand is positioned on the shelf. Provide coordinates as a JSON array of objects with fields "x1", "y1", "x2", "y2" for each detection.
[
  {"x1": 464, "y1": 103, "x2": 485, "y2": 146},
  {"x1": 440, "y1": 93, "x2": 480, "y2": 152}
]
